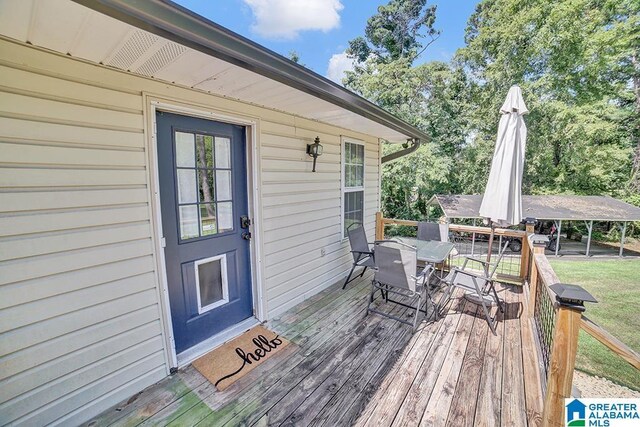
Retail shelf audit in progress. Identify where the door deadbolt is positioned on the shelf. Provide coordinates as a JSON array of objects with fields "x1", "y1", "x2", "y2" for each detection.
[{"x1": 240, "y1": 216, "x2": 251, "y2": 229}]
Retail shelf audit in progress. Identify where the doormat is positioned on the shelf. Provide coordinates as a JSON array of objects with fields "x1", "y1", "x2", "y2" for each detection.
[{"x1": 192, "y1": 325, "x2": 289, "y2": 391}]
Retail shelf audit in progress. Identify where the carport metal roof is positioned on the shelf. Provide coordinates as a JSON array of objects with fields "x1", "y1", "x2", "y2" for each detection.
[{"x1": 428, "y1": 195, "x2": 640, "y2": 222}]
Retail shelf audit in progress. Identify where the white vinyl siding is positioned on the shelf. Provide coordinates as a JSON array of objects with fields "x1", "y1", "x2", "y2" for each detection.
[
  {"x1": 0, "y1": 43, "x2": 167, "y2": 427},
  {"x1": 0, "y1": 37, "x2": 381, "y2": 425},
  {"x1": 260, "y1": 128, "x2": 379, "y2": 316}
]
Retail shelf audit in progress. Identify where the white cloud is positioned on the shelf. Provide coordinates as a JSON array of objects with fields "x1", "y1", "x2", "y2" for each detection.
[
  {"x1": 243, "y1": 0, "x2": 343, "y2": 39},
  {"x1": 327, "y1": 52, "x2": 355, "y2": 84}
]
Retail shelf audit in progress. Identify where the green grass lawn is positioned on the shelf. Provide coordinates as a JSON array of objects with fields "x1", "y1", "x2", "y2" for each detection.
[{"x1": 548, "y1": 259, "x2": 640, "y2": 391}]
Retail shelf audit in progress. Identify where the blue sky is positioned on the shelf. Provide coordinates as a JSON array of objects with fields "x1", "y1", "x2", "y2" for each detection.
[{"x1": 174, "y1": 0, "x2": 478, "y2": 83}]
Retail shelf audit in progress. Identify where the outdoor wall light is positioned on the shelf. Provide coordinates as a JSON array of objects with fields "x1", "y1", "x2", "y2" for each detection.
[{"x1": 306, "y1": 136, "x2": 323, "y2": 172}]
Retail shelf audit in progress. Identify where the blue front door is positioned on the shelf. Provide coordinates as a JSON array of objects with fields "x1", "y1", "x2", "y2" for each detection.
[{"x1": 157, "y1": 111, "x2": 253, "y2": 354}]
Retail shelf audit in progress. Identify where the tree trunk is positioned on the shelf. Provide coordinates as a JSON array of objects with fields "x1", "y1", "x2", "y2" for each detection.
[{"x1": 196, "y1": 135, "x2": 216, "y2": 217}]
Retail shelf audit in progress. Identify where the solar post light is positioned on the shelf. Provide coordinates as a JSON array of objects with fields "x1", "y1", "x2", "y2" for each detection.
[{"x1": 549, "y1": 283, "x2": 597, "y2": 311}]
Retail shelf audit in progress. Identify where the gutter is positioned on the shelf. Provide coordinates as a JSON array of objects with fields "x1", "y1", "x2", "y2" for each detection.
[
  {"x1": 71, "y1": 0, "x2": 430, "y2": 143},
  {"x1": 381, "y1": 138, "x2": 421, "y2": 163}
]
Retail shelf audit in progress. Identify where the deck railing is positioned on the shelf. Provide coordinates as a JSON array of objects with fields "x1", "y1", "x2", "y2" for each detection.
[
  {"x1": 375, "y1": 212, "x2": 640, "y2": 427},
  {"x1": 522, "y1": 228, "x2": 640, "y2": 427},
  {"x1": 374, "y1": 212, "x2": 528, "y2": 282}
]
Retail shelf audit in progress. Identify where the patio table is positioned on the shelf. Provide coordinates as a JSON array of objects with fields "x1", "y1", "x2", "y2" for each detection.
[
  {"x1": 396, "y1": 237, "x2": 455, "y2": 318},
  {"x1": 396, "y1": 237, "x2": 455, "y2": 265}
]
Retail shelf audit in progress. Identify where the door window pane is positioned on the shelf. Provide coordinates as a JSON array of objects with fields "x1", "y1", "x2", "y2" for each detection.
[
  {"x1": 175, "y1": 132, "x2": 195, "y2": 167},
  {"x1": 215, "y1": 137, "x2": 231, "y2": 169},
  {"x1": 174, "y1": 130, "x2": 235, "y2": 240},
  {"x1": 217, "y1": 202, "x2": 233, "y2": 232},
  {"x1": 200, "y1": 204, "x2": 217, "y2": 236},
  {"x1": 216, "y1": 170, "x2": 232, "y2": 201},
  {"x1": 198, "y1": 169, "x2": 215, "y2": 203},
  {"x1": 196, "y1": 256, "x2": 228, "y2": 312},
  {"x1": 179, "y1": 205, "x2": 199, "y2": 239},
  {"x1": 196, "y1": 134, "x2": 214, "y2": 168},
  {"x1": 177, "y1": 169, "x2": 197, "y2": 203}
]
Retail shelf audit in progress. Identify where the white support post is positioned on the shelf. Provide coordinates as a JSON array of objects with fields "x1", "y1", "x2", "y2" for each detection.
[
  {"x1": 471, "y1": 218, "x2": 476, "y2": 255},
  {"x1": 584, "y1": 220, "x2": 593, "y2": 257},
  {"x1": 555, "y1": 220, "x2": 562, "y2": 256},
  {"x1": 619, "y1": 222, "x2": 627, "y2": 257}
]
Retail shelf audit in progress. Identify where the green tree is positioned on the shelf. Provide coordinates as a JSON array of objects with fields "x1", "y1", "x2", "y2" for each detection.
[
  {"x1": 347, "y1": 0, "x2": 639, "y2": 228},
  {"x1": 458, "y1": 0, "x2": 639, "y2": 201},
  {"x1": 344, "y1": 0, "x2": 471, "y2": 219},
  {"x1": 288, "y1": 50, "x2": 300, "y2": 64},
  {"x1": 346, "y1": 0, "x2": 439, "y2": 64}
]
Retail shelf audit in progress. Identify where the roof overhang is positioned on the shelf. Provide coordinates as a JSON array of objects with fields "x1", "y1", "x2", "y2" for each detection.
[{"x1": 0, "y1": 0, "x2": 429, "y2": 144}]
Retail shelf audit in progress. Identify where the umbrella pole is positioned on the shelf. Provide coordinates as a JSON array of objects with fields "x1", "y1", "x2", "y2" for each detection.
[{"x1": 486, "y1": 222, "x2": 495, "y2": 266}]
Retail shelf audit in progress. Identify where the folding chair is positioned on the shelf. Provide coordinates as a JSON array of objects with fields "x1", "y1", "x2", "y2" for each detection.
[
  {"x1": 342, "y1": 224, "x2": 377, "y2": 289},
  {"x1": 440, "y1": 240, "x2": 509, "y2": 334},
  {"x1": 417, "y1": 221, "x2": 458, "y2": 275},
  {"x1": 366, "y1": 241, "x2": 435, "y2": 331},
  {"x1": 417, "y1": 221, "x2": 443, "y2": 241}
]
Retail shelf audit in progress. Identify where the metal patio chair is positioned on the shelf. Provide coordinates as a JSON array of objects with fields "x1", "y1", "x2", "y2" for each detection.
[
  {"x1": 417, "y1": 221, "x2": 458, "y2": 273},
  {"x1": 367, "y1": 240, "x2": 435, "y2": 331},
  {"x1": 342, "y1": 224, "x2": 377, "y2": 289},
  {"x1": 440, "y1": 240, "x2": 509, "y2": 334},
  {"x1": 417, "y1": 221, "x2": 443, "y2": 241}
]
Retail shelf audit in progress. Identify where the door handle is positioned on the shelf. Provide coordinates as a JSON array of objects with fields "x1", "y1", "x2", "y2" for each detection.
[{"x1": 242, "y1": 232, "x2": 252, "y2": 240}]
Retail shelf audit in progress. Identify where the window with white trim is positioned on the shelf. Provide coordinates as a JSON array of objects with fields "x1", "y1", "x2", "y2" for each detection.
[{"x1": 342, "y1": 139, "x2": 365, "y2": 237}]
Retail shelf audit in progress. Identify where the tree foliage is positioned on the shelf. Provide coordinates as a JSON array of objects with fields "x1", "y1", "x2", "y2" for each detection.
[
  {"x1": 347, "y1": 0, "x2": 439, "y2": 64},
  {"x1": 344, "y1": 0, "x2": 640, "y2": 225}
]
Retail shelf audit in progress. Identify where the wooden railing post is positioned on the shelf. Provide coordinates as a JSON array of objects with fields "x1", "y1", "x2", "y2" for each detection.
[
  {"x1": 375, "y1": 212, "x2": 384, "y2": 240},
  {"x1": 542, "y1": 284, "x2": 597, "y2": 427},
  {"x1": 528, "y1": 237, "x2": 547, "y2": 312},
  {"x1": 520, "y1": 221, "x2": 536, "y2": 281}
]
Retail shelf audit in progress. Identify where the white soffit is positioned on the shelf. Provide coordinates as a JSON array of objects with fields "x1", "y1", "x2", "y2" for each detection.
[{"x1": 0, "y1": 0, "x2": 411, "y2": 142}]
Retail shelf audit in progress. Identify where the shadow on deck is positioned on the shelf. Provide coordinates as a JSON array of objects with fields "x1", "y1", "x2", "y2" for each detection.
[{"x1": 88, "y1": 274, "x2": 542, "y2": 426}]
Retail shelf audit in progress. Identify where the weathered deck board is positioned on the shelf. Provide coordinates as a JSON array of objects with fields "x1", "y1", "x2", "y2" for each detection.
[
  {"x1": 240, "y1": 303, "x2": 411, "y2": 426},
  {"x1": 445, "y1": 298, "x2": 490, "y2": 426},
  {"x1": 89, "y1": 275, "x2": 539, "y2": 427},
  {"x1": 419, "y1": 300, "x2": 479, "y2": 426},
  {"x1": 389, "y1": 294, "x2": 466, "y2": 427},
  {"x1": 474, "y1": 284, "x2": 507, "y2": 427},
  {"x1": 158, "y1": 281, "x2": 376, "y2": 426},
  {"x1": 92, "y1": 275, "x2": 372, "y2": 427},
  {"x1": 501, "y1": 283, "x2": 528, "y2": 427},
  {"x1": 218, "y1": 303, "x2": 410, "y2": 426},
  {"x1": 520, "y1": 285, "x2": 544, "y2": 427}
]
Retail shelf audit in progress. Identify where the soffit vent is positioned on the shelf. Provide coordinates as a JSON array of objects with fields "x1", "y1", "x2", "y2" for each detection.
[
  {"x1": 135, "y1": 42, "x2": 186, "y2": 77},
  {"x1": 106, "y1": 30, "x2": 158, "y2": 70}
]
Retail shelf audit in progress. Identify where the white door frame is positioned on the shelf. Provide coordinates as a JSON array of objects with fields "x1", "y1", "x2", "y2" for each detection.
[{"x1": 143, "y1": 94, "x2": 266, "y2": 369}]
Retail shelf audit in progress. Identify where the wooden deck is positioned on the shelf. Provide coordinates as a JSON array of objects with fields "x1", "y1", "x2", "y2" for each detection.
[{"x1": 88, "y1": 274, "x2": 542, "y2": 427}]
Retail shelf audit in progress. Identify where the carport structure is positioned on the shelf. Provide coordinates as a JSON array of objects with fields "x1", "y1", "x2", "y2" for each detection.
[{"x1": 427, "y1": 195, "x2": 640, "y2": 257}]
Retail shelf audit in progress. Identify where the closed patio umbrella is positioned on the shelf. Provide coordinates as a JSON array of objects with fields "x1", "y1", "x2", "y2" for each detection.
[{"x1": 479, "y1": 85, "x2": 528, "y2": 262}]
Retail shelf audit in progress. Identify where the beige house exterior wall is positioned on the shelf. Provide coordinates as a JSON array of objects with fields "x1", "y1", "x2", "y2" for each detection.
[{"x1": 0, "y1": 38, "x2": 380, "y2": 425}]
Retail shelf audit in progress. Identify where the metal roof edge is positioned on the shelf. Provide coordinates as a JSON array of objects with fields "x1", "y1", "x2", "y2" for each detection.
[{"x1": 71, "y1": 0, "x2": 430, "y2": 143}]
